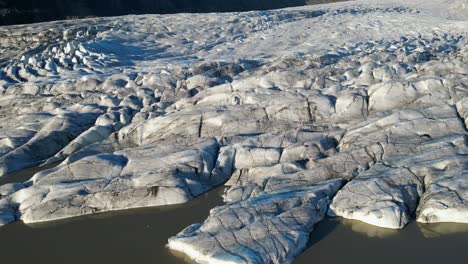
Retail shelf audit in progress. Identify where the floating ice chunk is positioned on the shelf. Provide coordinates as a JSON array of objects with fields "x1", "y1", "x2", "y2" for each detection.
[{"x1": 168, "y1": 179, "x2": 344, "y2": 264}]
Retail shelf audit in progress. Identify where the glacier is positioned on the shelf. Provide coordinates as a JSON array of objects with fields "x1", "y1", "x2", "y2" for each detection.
[{"x1": 0, "y1": 0, "x2": 467, "y2": 263}]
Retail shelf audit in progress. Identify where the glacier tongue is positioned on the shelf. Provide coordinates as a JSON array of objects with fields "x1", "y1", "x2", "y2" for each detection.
[{"x1": 168, "y1": 179, "x2": 344, "y2": 264}]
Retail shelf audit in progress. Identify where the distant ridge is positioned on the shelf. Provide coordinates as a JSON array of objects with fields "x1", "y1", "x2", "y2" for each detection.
[{"x1": 0, "y1": 0, "x2": 343, "y2": 26}]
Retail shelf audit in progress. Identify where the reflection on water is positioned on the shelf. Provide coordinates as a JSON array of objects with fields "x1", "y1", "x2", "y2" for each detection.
[
  {"x1": 418, "y1": 222, "x2": 468, "y2": 238},
  {"x1": 337, "y1": 217, "x2": 468, "y2": 239},
  {"x1": 341, "y1": 218, "x2": 399, "y2": 238},
  {"x1": 169, "y1": 248, "x2": 201, "y2": 264},
  {"x1": 296, "y1": 218, "x2": 468, "y2": 264}
]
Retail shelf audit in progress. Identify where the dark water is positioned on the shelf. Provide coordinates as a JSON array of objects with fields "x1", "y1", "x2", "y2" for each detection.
[
  {"x1": 298, "y1": 219, "x2": 468, "y2": 264},
  {"x1": 0, "y1": 185, "x2": 225, "y2": 264},
  {"x1": 0, "y1": 0, "x2": 341, "y2": 26},
  {"x1": 0, "y1": 180, "x2": 467, "y2": 264},
  {"x1": 2, "y1": 0, "x2": 466, "y2": 261},
  {"x1": 0, "y1": 162, "x2": 60, "y2": 186}
]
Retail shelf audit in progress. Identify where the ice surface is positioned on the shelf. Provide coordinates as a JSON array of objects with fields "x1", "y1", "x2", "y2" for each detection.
[{"x1": 0, "y1": 0, "x2": 467, "y2": 263}]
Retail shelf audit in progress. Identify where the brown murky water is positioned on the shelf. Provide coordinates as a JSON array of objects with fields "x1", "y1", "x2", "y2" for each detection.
[
  {"x1": 0, "y1": 167, "x2": 467, "y2": 264},
  {"x1": 0, "y1": 162, "x2": 60, "y2": 186},
  {"x1": 297, "y1": 218, "x2": 468, "y2": 264},
  {"x1": 0, "y1": 184, "x2": 225, "y2": 264}
]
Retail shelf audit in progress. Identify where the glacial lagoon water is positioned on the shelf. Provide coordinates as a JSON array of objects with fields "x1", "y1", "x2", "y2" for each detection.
[{"x1": 0, "y1": 172, "x2": 467, "y2": 264}]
